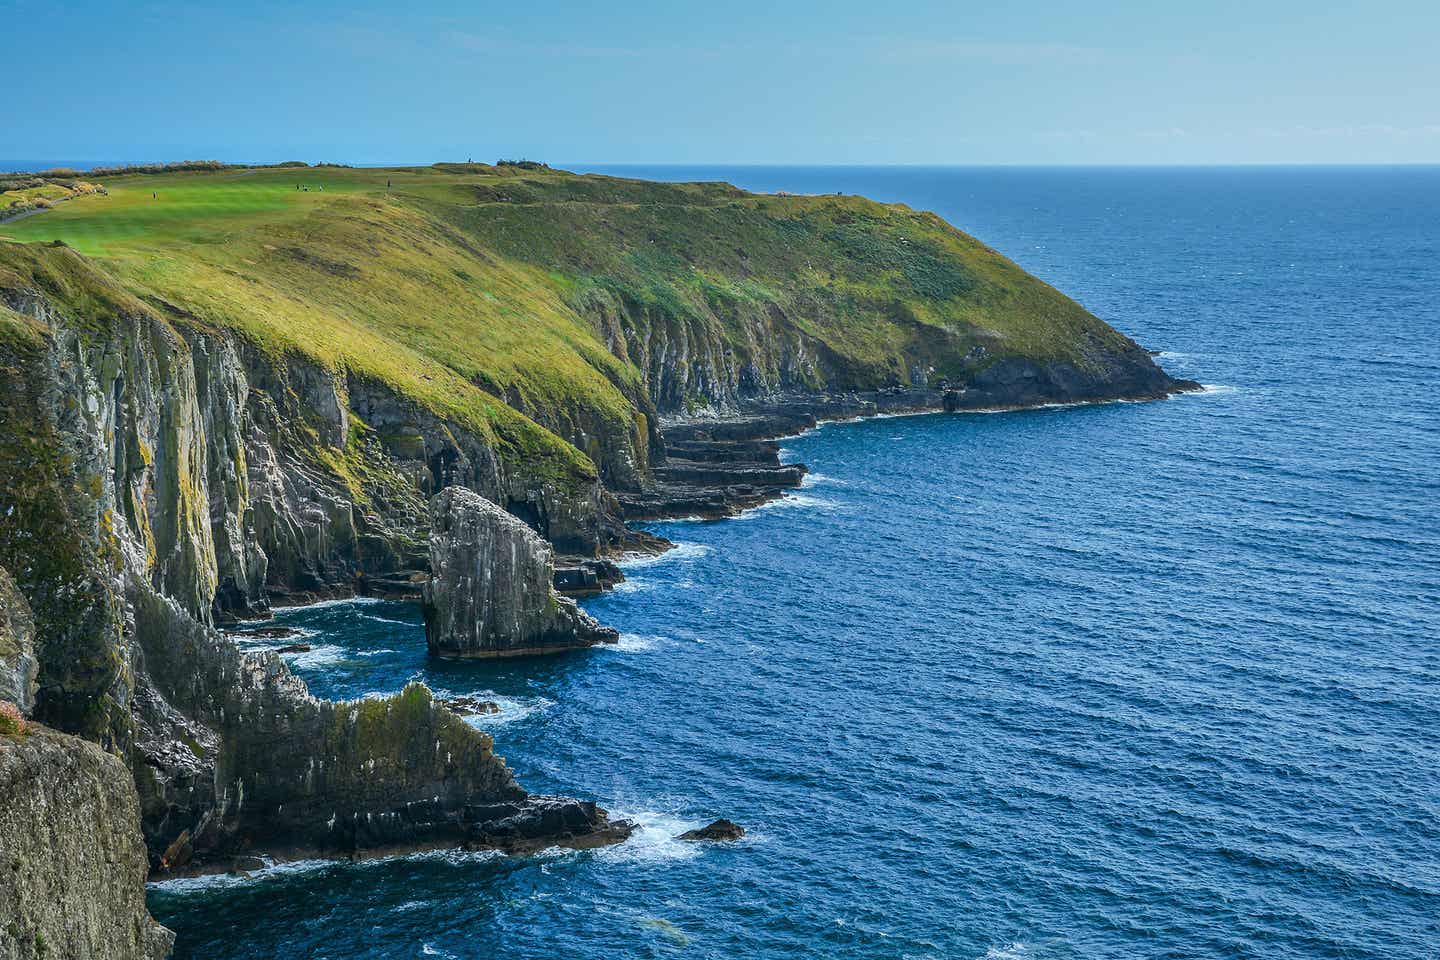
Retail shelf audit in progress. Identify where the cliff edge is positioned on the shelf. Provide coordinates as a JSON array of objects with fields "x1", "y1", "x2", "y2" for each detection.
[{"x1": 0, "y1": 162, "x2": 1194, "y2": 946}]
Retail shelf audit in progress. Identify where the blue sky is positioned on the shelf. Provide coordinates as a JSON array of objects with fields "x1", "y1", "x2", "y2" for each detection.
[{"x1": 6, "y1": 0, "x2": 1438, "y2": 165}]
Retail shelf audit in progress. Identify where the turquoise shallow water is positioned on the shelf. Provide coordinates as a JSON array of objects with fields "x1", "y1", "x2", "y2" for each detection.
[{"x1": 149, "y1": 167, "x2": 1440, "y2": 959}]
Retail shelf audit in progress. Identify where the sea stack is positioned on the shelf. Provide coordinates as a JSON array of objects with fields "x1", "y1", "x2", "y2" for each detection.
[{"x1": 423, "y1": 487, "x2": 619, "y2": 657}]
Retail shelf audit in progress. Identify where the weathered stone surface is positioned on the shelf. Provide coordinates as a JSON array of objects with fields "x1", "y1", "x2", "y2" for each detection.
[
  {"x1": 423, "y1": 487, "x2": 619, "y2": 657},
  {"x1": 0, "y1": 567, "x2": 37, "y2": 714},
  {"x1": 465, "y1": 796, "x2": 634, "y2": 852},
  {"x1": 0, "y1": 725, "x2": 173, "y2": 959},
  {"x1": 441, "y1": 694, "x2": 502, "y2": 717},
  {"x1": 585, "y1": 274, "x2": 1197, "y2": 419},
  {"x1": 553, "y1": 557, "x2": 626, "y2": 596},
  {"x1": 618, "y1": 411, "x2": 819, "y2": 521},
  {"x1": 128, "y1": 584, "x2": 550, "y2": 867},
  {"x1": 0, "y1": 273, "x2": 627, "y2": 882},
  {"x1": 677, "y1": 818, "x2": 745, "y2": 842}
]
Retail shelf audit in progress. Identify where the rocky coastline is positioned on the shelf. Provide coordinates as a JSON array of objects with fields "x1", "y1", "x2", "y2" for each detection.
[
  {"x1": 618, "y1": 375, "x2": 1200, "y2": 521},
  {"x1": 0, "y1": 164, "x2": 1200, "y2": 957}
]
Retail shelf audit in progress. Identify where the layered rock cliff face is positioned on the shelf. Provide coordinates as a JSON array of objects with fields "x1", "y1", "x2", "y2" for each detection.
[
  {"x1": 580, "y1": 275, "x2": 1179, "y2": 416},
  {"x1": 0, "y1": 725, "x2": 174, "y2": 960},
  {"x1": 0, "y1": 248, "x2": 626, "y2": 886},
  {"x1": 0, "y1": 567, "x2": 36, "y2": 713},
  {"x1": 458, "y1": 174, "x2": 1192, "y2": 419},
  {"x1": 0, "y1": 165, "x2": 1195, "y2": 953},
  {"x1": 424, "y1": 487, "x2": 618, "y2": 657}
]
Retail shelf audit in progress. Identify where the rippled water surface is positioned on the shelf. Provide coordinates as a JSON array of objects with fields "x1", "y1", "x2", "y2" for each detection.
[{"x1": 149, "y1": 167, "x2": 1440, "y2": 959}]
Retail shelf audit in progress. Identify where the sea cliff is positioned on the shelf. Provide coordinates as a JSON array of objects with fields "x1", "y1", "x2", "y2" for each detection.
[{"x1": 0, "y1": 162, "x2": 1194, "y2": 954}]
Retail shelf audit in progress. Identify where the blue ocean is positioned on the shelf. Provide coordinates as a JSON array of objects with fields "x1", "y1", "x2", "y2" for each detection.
[{"x1": 147, "y1": 166, "x2": 1440, "y2": 959}]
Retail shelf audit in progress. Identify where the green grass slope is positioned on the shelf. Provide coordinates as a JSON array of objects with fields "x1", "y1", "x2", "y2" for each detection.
[{"x1": 1, "y1": 162, "x2": 1160, "y2": 484}]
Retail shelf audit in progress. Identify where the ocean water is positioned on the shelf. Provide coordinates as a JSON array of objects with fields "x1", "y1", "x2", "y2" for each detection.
[{"x1": 148, "y1": 167, "x2": 1440, "y2": 959}]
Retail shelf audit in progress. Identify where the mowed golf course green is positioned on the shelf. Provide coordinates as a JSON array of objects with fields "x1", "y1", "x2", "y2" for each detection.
[{"x1": 1, "y1": 161, "x2": 1134, "y2": 486}]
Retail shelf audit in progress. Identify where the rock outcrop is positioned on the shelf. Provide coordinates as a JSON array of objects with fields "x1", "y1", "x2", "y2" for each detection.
[
  {"x1": 0, "y1": 166, "x2": 1200, "y2": 952},
  {"x1": 0, "y1": 258, "x2": 627, "y2": 880},
  {"x1": 423, "y1": 487, "x2": 619, "y2": 657},
  {"x1": 677, "y1": 818, "x2": 746, "y2": 842},
  {"x1": 0, "y1": 566, "x2": 37, "y2": 714},
  {"x1": 0, "y1": 724, "x2": 174, "y2": 959}
]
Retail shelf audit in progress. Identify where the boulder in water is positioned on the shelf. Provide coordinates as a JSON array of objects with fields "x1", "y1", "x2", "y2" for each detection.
[
  {"x1": 442, "y1": 694, "x2": 503, "y2": 717},
  {"x1": 677, "y1": 818, "x2": 745, "y2": 842}
]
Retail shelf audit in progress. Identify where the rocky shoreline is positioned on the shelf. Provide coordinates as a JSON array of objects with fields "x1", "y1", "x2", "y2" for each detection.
[
  {"x1": 616, "y1": 377, "x2": 1201, "y2": 522},
  {"x1": 150, "y1": 797, "x2": 635, "y2": 882},
  {"x1": 0, "y1": 168, "x2": 1202, "y2": 956}
]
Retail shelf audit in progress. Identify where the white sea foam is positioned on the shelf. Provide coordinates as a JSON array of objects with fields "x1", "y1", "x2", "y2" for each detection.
[
  {"x1": 272, "y1": 595, "x2": 385, "y2": 615},
  {"x1": 281, "y1": 643, "x2": 349, "y2": 669},
  {"x1": 1197, "y1": 383, "x2": 1238, "y2": 395},
  {"x1": 359, "y1": 613, "x2": 416, "y2": 626},
  {"x1": 150, "y1": 844, "x2": 519, "y2": 896},
  {"x1": 454, "y1": 694, "x2": 555, "y2": 727},
  {"x1": 605, "y1": 633, "x2": 665, "y2": 653},
  {"x1": 597, "y1": 809, "x2": 709, "y2": 864},
  {"x1": 227, "y1": 626, "x2": 320, "y2": 647},
  {"x1": 420, "y1": 944, "x2": 458, "y2": 958},
  {"x1": 800, "y1": 471, "x2": 848, "y2": 488},
  {"x1": 612, "y1": 578, "x2": 652, "y2": 594},
  {"x1": 869, "y1": 409, "x2": 934, "y2": 422},
  {"x1": 617, "y1": 542, "x2": 713, "y2": 568},
  {"x1": 147, "y1": 856, "x2": 333, "y2": 894},
  {"x1": 735, "y1": 492, "x2": 842, "y2": 519},
  {"x1": 979, "y1": 943, "x2": 1029, "y2": 960}
]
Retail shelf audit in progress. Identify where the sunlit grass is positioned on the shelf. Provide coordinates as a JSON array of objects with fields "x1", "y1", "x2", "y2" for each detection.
[{"x1": 1, "y1": 162, "x2": 1131, "y2": 489}]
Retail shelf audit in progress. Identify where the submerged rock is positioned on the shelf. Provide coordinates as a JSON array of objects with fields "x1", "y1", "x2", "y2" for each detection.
[
  {"x1": 442, "y1": 694, "x2": 502, "y2": 717},
  {"x1": 423, "y1": 487, "x2": 619, "y2": 657},
  {"x1": 677, "y1": 818, "x2": 746, "y2": 842}
]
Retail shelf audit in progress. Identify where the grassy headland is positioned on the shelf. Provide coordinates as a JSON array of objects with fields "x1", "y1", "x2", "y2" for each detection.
[{"x1": 1, "y1": 161, "x2": 1157, "y2": 487}]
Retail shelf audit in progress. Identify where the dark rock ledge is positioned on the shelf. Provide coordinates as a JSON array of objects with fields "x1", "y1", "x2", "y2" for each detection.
[
  {"x1": 619, "y1": 376, "x2": 1201, "y2": 522},
  {"x1": 677, "y1": 818, "x2": 746, "y2": 842},
  {"x1": 161, "y1": 795, "x2": 634, "y2": 879}
]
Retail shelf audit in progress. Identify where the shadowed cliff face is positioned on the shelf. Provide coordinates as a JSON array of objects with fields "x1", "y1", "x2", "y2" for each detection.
[
  {"x1": 0, "y1": 725, "x2": 175, "y2": 959},
  {"x1": 0, "y1": 167, "x2": 1189, "y2": 907},
  {"x1": 0, "y1": 566, "x2": 37, "y2": 713},
  {"x1": 0, "y1": 252, "x2": 625, "y2": 877},
  {"x1": 423, "y1": 487, "x2": 619, "y2": 657},
  {"x1": 581, "y1": 285, "x2": 1181, "y2": 415}
]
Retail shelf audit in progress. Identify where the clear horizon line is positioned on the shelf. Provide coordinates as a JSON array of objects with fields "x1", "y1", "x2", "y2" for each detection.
[{"x1": 6, "y1": 158, "x2": 1440, "y2": 171}]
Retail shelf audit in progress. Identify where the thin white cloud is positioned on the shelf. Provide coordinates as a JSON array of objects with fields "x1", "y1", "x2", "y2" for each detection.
[
  {"x1": 1254, "y1": 123, "x2": 1440, "y2": 140},
  {"x1": 873, "y1": 38, "x2": 1110, "y2": 67},
  {"x1": 450, "y1": 32, "x2": 652, "y2": 59}
]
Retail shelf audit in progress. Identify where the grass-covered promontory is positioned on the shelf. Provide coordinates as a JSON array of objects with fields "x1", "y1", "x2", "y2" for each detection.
[{"x1": 1, "y1": 161, "x2": 1163, "y2": 488}]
